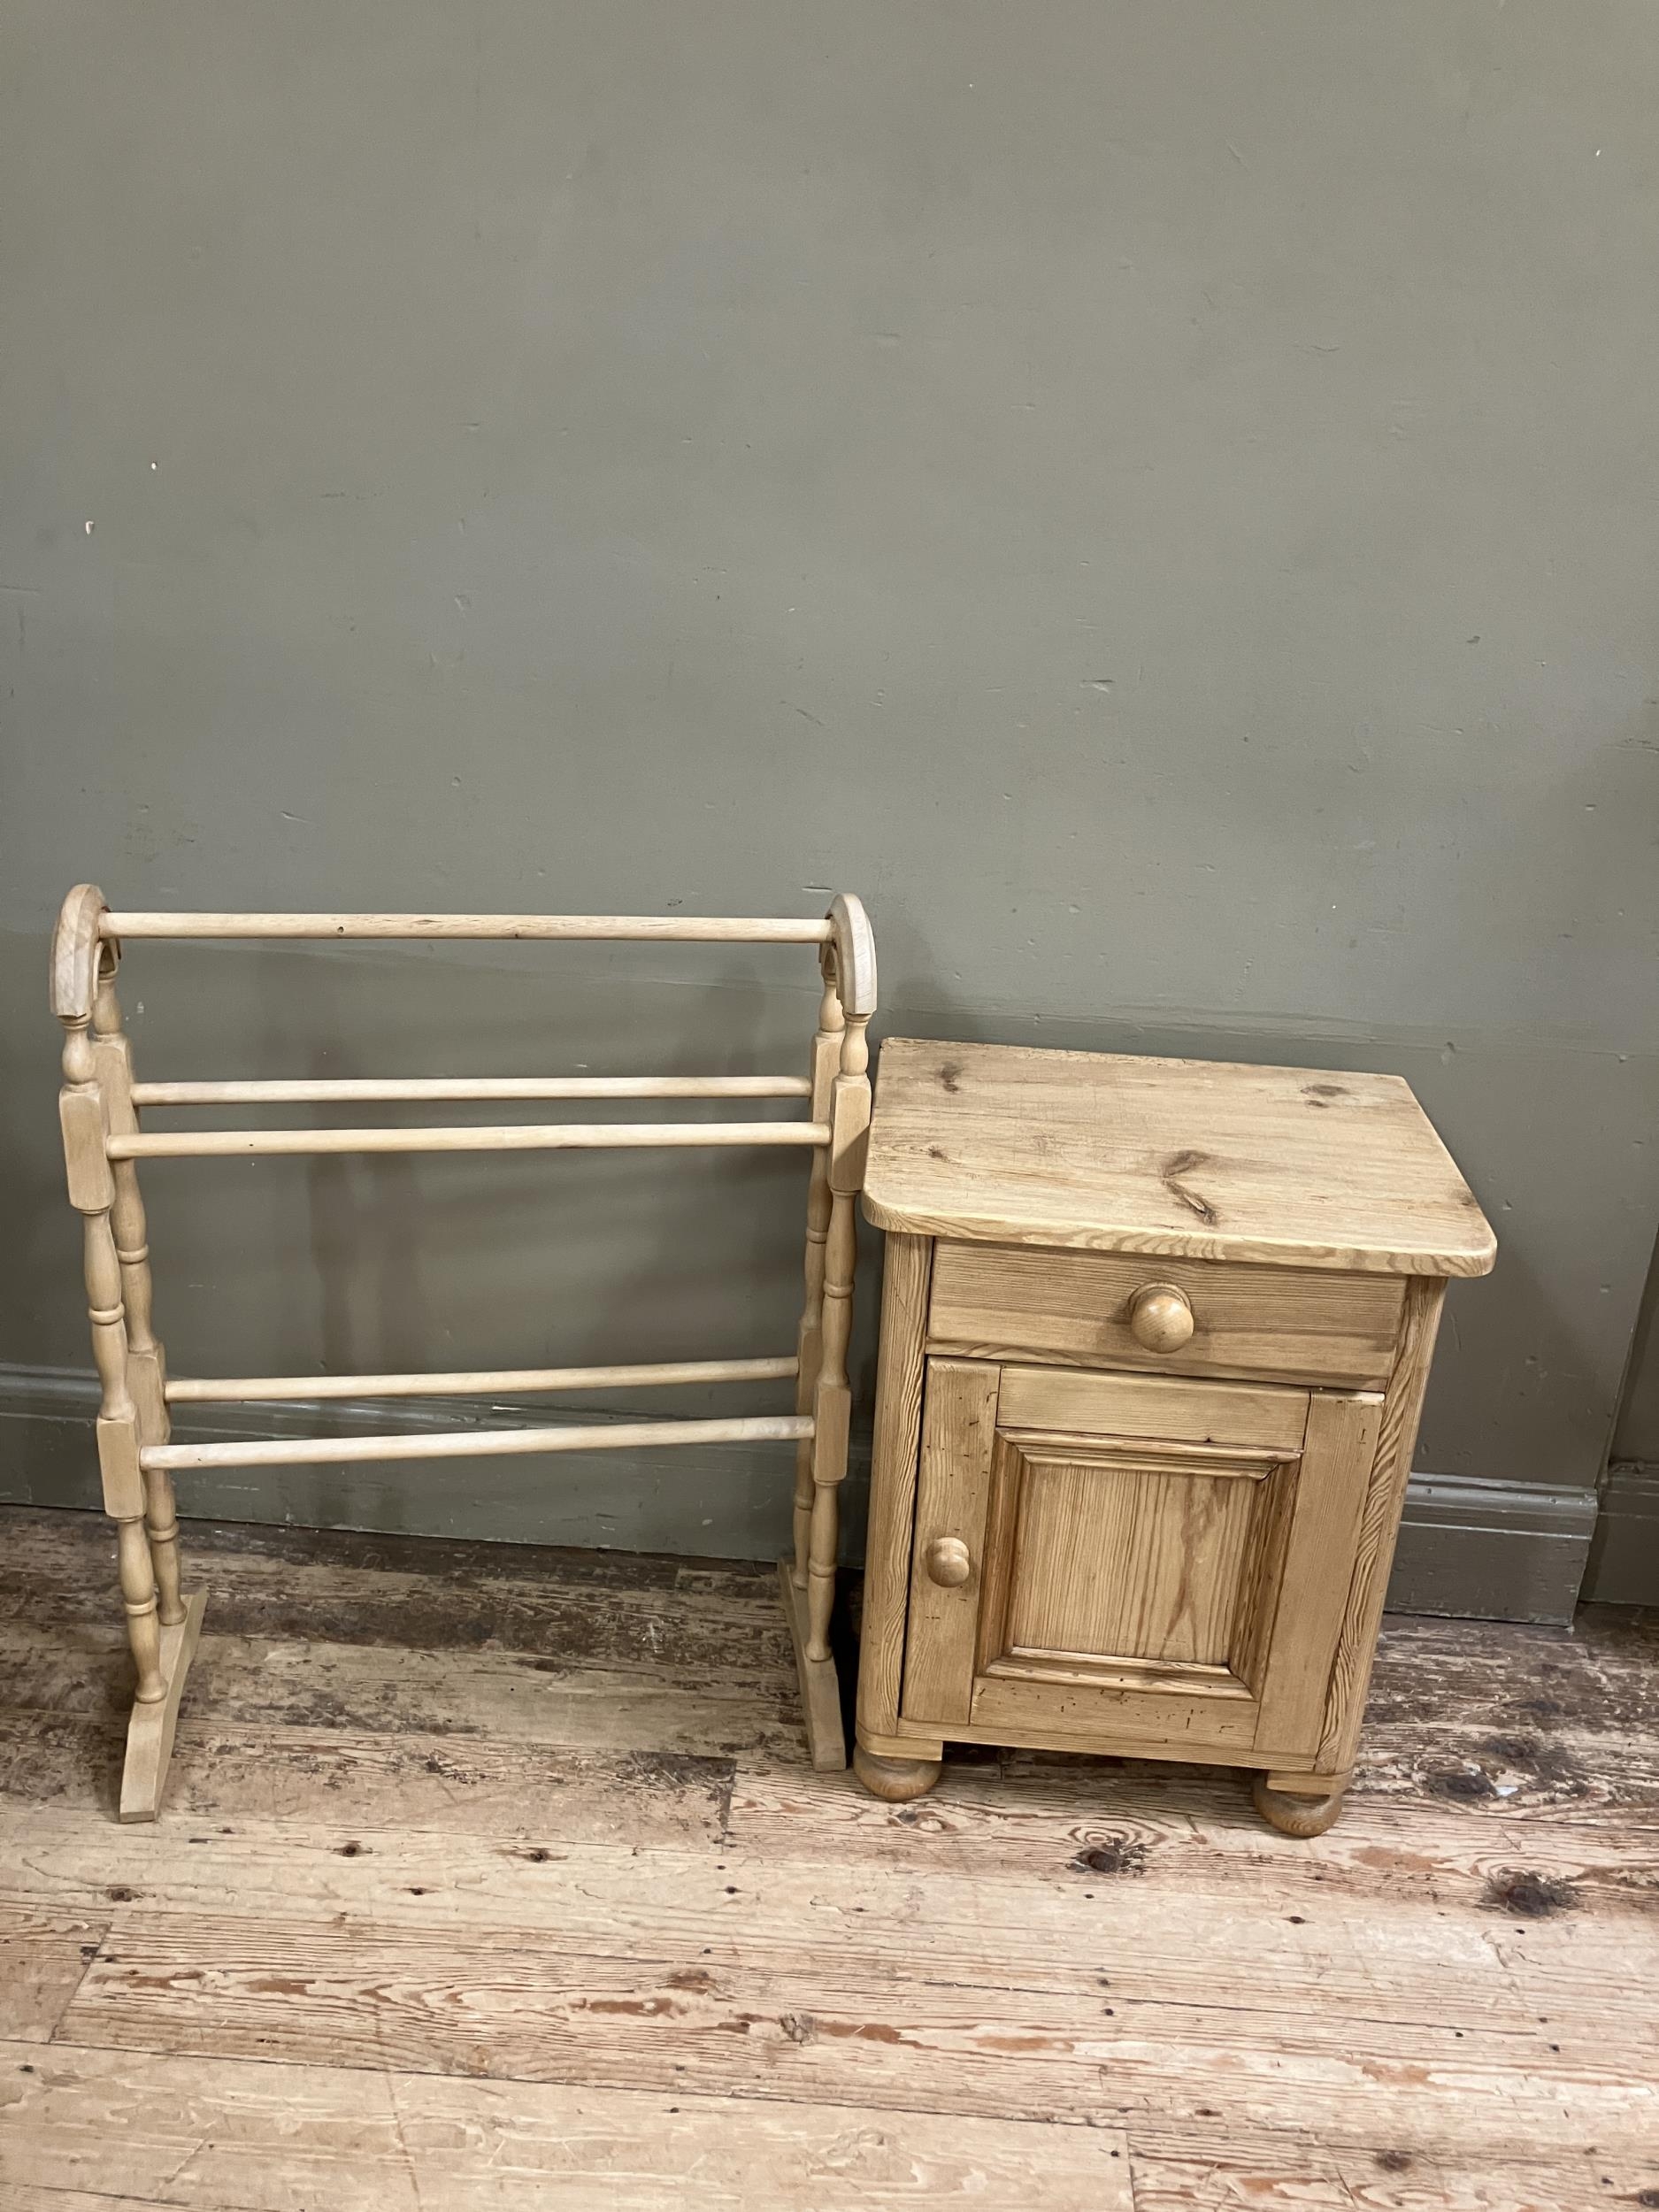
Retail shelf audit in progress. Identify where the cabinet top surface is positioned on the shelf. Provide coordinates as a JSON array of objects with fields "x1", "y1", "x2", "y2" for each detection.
[{"x1": 863, "y1": 1040, "x2": 1495, "y2": 1278}]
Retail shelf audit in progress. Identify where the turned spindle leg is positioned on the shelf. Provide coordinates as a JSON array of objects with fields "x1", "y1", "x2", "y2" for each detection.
[
  {"x1": 806, "y1": 1190, "x2": 856, "y2": 1662},
  {"x1": 93, "y1": 968, "x2": 186, "y2": 1625},
  {"x1": 116, "y1": 1516, "x2": 165, "y2": 1704},
  {"x1": 806, "y1": 1008, "x2": 872, "y2": 1665},
  {"x1": 779, "y1": 926, "x2": 872, "y2": 1775},
  {"x1": 57, "y1": 898, "x2": 204, "y2": 1822},
  {"x1": 60, "y1": 1012, "x2": 164, "y2": 1704},
  {"x1": 792, "y1": 971, "x2": 843, "y2": 1592},
  {"x1": 140, "y1": 1468, "x2": 185, "y2": 1626}
]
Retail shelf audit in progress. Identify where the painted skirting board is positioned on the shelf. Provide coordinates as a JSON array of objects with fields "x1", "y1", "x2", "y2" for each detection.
[
  {"x1": 1582, "y1": 1463, "x2": 1659, "y2": 1606},
  {"x1": 0, "y1": 1363, "x2": 1599, "y2": 1624},
  {"x1": 1386, "y1": 1473, "x2": 1598, "y2": 1626}
]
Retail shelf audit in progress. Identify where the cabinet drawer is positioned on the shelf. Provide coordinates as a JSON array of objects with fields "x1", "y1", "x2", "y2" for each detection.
[{"x1": 928, "y1": 1240, "x2": 1402, "y2": 1388}]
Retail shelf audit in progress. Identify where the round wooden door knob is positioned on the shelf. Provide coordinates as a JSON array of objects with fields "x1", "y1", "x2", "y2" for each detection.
[
  {"x1": 1128, "y1": 1282, "x2": 1195, "y2": 1354},
  {"x1": 925, "y1": 1536, "x2": 972, "y2": 1588}
]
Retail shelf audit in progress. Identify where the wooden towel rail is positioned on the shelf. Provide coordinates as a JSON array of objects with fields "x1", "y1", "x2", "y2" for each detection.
[
  {"x1": 108, "y1": 1122, "x2": 830, "y2": 1158},
  {"x1": 165, "y1": 1356, "x2": 801, "y2": 1402},
  {"x1": 51, "y1": 885, "x2": 876, "y2": 1819},
  {"x1": 133, "y1": 1077, "x2": 814, "y2": 1103},
  {"x1": 103, "y1": 911, "x2": 836, "y2": 942},
  {"x1": 143, "y1": 1416, "x2": 817, "y2": 1474}
]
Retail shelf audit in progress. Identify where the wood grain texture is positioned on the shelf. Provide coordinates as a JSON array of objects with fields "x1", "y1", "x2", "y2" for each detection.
[
  {"x1": 117, "y1": 1589, "x2": 204, "y2": 1823},
  {"x1": 864, "y1": 1039, "x2": 1496, "y2": 1276},
  {"x1": 111, "y1": 1119, "x2": 829, "y2": 1158},
  {"x1": 853, "y1": 1233, "x2": 933, "y2": 1745},
  {"x1": 58, "y1": 1007, "x2": 165, "y2": 1720},
  {"x1": 19, "y1": 1512, "x2": 1644, "y2": 1815},
  {"x1": 929, "y1": 1239, "x2": 1404, "y2": 1386},
  {"x1": 792, "y1": 989, "x2": 844, "y2": 1588},
  {"x1": 776, "y1": 1560, "x2": 843, "y2": 1771},
  {"x1": 1251, "y1": 1393, "x2": 1382, "y2": 1754},
  {"x1": 1318, "y1": 1280, "x2": 1447, "y2": 1774},
  {"x1": 894, "y1": 1361, "x2": 1401, "y2": 1763},
  {"x1": 0, "y1": 1624, "x2": 806, "y2": 1763},
  {"x1": 805, "y1": 1186, "x2": 856, "y2": 1664},
  {"x1": 0, "y1": 1906, "x2": 110, "y2": 2041},
  {"x1": 997, "y1": 1363, "x2": 1310, "y2": 1454},
  {"x1": 49, "y1": 1901, "x2": 1656, "y2": 2139},
  {"x1": 1126, "y1": 2136, "x2": 1648, "y2": 2212},
  {"x1": 900, "y1": 1360, "x2": 1001, "y2": 1725},
  {"x1": 89, "y1": 979, "x2": 184, "y2": 1634},
  {"x1": 825, "y1": 892, "x2": 878, "y2": 1021},
  {"x1": 849, "y1": 1744, "x2": 942, "y2": 1801},
  {"x1": 1002, "y1": 1450, "x2": 1263, "y2": 1670},
  {"x1": 726, "y1": 1753, "x2": 1659, "y2": 1896},
  {"x1": 30, "y1": 1889, "x2": 1649, "y2": 2160},
  {"x1": 859, "y1": 1046, "x2": 1486, "y2": 1832},
  {"x1": 6, "y1": 1780, "x2": 1653, "y2": 1988},
  {"x1": 2, "y1": 2042, "x2": 1130, "y2": 2209},
  {"x1": 966, "y1": 1671, "x2": 1263, "y2": 1750},
  {"x1": 1, "y1": 1508, "x2": 1655, "y2": 2208},
  {"x1": 803, "y1": 995, "x2": 874, "y2": 1661},
  {"x1": 49, "y1": 883, "x2": 108, "y2": 1022}
]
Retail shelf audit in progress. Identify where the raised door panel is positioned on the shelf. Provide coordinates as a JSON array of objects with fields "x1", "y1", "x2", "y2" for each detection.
[
  {"x1": 999, "y1": 1448, "x2": 1264, "y2": 1673},
  {"x1": 902, "y1": 1359, "x2": 1380, "y2": 1762}
]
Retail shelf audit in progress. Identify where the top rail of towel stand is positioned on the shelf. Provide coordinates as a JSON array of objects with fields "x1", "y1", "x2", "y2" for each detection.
[
  {"x1": 53, "y1": 895, "x2": 874, "y2": 1161},
  {"x1": 102, "y1": 910, "x2": 834, "y2": 941},
  {"x1": 51, "y1": 892, "x2": 878, "y2": 1025}
]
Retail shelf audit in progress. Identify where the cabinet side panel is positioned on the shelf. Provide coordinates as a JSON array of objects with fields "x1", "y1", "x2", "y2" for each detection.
[
  {"x1": 1317, "y1": 1279, "x2": 1446, "y2": 1772},
  {"x1": 855, "y1": 1232, "x2": 933, "y2": 1740}
]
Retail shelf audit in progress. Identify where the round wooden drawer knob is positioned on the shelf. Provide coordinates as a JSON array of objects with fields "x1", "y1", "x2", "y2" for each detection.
[
  {"x1": 1128, "y1": 1282, "x2": 1195, "y2": 1354},
  {"x1": 926, "y1": 1536, "x2": 972, "y2": 1588}
]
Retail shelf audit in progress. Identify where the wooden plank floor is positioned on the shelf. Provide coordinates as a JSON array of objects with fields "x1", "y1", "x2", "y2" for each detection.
[{"x1": 0, "y1": 1506, "x2": 1654, "y2": 2210}]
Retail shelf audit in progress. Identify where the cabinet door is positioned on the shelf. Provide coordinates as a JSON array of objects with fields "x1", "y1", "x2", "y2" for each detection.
[{"x1": 901, "y1": 1360, "x2": 1380, "y2": 1762}]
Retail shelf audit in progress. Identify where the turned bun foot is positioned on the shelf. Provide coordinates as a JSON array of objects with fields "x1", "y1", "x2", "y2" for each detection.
[
  {"x1": 1253, "y1": 1773, "x2": 1346, "y2": 1837},
  {"x1": 853, "y1": 1743, "x2": 943, "y2": 1802}
]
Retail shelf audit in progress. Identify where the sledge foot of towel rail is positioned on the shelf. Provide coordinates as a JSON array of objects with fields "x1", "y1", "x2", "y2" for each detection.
[
  {"x1": 778, "y1": 1559, "x2": 846, "y2": 1771},
  {"x1": 119, "y1": 1589, "x2": 205, "y2": 1823}
]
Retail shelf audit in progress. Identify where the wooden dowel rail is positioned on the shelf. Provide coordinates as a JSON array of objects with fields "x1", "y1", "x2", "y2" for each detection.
[
  {"x1": 166, "y1": 1356, "x2": 799, "y2": 1404},
  {"x1": 103, "y1": 912, "x2": 834, "y2": 944},
  {"x1": 107, "y1": 1121, "x2": 829, "y2": 1159},
  {"x1": 132, "y1": 1076, "x2": 813, "y2": 1107},
  {"x1": 142, "y1": 1413, "x2": 813, "y2": 1473}
]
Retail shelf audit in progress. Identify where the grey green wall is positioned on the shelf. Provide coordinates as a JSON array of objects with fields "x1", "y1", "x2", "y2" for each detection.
[{"x1": 4, "y1": 3, "x2": 1657, "y2": 1609}]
